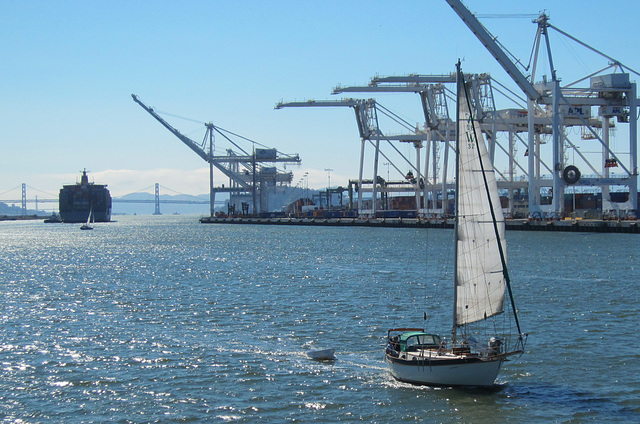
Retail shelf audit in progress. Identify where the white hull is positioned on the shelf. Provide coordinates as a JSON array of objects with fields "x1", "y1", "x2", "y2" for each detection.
[
  {"x1": 307, "y1": 348, "x2": 335, "y2": 360},
  {"x1": 386, "y1": 354, "x2": 503, "y2": 387}
]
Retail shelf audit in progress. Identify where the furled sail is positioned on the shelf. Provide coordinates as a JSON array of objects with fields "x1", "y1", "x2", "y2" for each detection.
[{"x1": 455, "y1": 74, "x2": 506, "y2": 326}]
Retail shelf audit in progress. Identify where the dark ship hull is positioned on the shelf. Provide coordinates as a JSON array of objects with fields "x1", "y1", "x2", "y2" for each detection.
[{"x1": 59, "y1": 170, "x2": 112, "y2": 223}]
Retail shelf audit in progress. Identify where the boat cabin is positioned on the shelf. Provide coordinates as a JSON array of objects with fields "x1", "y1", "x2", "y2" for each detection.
[{"x1": 398, "y1": 332, "x2": 442, "y2": 352}]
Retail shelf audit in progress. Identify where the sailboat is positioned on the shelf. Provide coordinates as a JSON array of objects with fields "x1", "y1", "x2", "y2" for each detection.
[
  {"x1": 80, "y1": 208, "x2": 94, "y2": 230},
  {"x1": 385, "y1": 62, "x2": 526, "y2": 387}
]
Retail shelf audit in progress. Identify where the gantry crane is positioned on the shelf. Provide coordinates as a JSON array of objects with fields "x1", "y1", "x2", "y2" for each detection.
[
  {"x1": 334, "y1": 73, "x2": 553, "y2": 217},
  {"x1": 132, "y1": 94, "x2": 301, "y2": 216},
  {"x1": 446, "y1": 0, "x2": 638, "y2": 217},
  {"x1": 275, "y1": 98, "x2": 428, "y2": 217},
  {"x1": 333, "y1": 76, "x2": 458, "y2": 216}
]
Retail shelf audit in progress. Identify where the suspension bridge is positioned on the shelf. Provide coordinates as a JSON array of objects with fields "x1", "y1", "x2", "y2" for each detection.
[{"x1": 0, "y1": 183, "x2": 222, "y2": 215}]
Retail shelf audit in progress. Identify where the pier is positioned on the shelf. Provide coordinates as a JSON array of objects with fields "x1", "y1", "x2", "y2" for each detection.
[{"x1": 200, "y1": 216, "x2": 639, "y2": 234}]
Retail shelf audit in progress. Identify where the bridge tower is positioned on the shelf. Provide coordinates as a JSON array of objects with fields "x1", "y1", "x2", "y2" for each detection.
[
  {"x1": 154, "y1": 183, "x2": 161, "y2": 215},
  {"x1": 21, "y1": 183, "x2": 27, "y2": 216}
]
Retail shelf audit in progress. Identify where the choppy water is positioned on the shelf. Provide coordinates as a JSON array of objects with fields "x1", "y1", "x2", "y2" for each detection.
[{"x1": 1, "y1": 215, "x2": 638, "y2": 423}]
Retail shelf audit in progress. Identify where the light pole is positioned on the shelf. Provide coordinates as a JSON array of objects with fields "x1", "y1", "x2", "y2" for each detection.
[
  {"x1": 297, "y1": 177, "x2": 305, "y2": 215},
  {"x1": 304, "y1": 172, "x2": 309, "y2": 211},
  {"x1": 324, "y1": 168, "x2": 333, "y2": 209},
  {"x1": 383, "y1": 162, "x2": 390, "y2": 181}
]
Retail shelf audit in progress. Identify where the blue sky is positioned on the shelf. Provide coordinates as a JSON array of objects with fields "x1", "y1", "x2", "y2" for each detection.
[{"x1": 2, "y1": 0, "x2": 639, "y2": 202}]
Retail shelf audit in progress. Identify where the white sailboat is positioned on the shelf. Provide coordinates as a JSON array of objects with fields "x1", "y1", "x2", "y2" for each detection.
[
  {"x1": 385, "y1": 62, "x2": 526, "y2": 387},
  {"x1": 80, "y1": 208, "x2": 94, "y2": 230}
]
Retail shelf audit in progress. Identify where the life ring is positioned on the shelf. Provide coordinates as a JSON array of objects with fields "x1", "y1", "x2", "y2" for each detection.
[{"x1": 563, "y1": 165, "x2": 581, "y2": 185}]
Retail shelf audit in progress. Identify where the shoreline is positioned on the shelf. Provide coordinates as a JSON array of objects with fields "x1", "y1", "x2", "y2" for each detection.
[{"x1": 200, "y1": 216, "x2": 640, "y2": 233}]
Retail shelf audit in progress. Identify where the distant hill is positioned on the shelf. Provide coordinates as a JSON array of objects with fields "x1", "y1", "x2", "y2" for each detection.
[{"x1": 0, "y1": 201, "x2": 47, "y2": 216}]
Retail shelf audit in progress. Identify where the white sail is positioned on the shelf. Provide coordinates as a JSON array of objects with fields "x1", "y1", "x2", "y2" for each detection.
[{"x1": 455, "y1": 75, "x2": 506, "y2": 326}]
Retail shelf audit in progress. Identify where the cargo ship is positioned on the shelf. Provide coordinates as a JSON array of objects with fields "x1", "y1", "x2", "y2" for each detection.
[{"x1": 59, "y1": 170, "x2": 112, "y2": 223}]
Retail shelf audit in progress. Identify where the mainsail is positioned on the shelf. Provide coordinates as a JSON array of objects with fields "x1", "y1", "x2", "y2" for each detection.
[{"x1": 455, "y1": 73, "x2": 507, "y2": 326}]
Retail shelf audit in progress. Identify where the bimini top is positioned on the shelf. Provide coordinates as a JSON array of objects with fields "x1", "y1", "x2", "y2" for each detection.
[{"x1": 399, "y1": 332, "x2": 442, "y2": 352}]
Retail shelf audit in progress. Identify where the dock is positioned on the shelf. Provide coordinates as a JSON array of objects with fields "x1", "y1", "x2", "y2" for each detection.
[
  {"x1": 0, "y1": 215, "x2": 49, "y2": 222},
  {"x1": 200, "y1": 216, "x2": 639, "y2": 234}
]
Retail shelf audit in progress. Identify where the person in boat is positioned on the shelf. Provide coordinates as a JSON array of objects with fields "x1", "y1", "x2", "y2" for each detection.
[{"x1": 386, "y1": 336, "x2": 400, "y2": 357}]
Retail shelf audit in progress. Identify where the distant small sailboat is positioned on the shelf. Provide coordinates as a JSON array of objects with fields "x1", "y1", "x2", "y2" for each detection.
[
  {"x1": 80, "y1": 209, "x2": 94, "y2": 230},
  {"x1": 385, "y1": 62, "x2": 526, "y2": 387}
]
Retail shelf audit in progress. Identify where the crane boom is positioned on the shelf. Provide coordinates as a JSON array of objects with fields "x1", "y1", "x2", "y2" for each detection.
[
  {"x1": 371, "y1": 74, "x2": 456, "y2": 84},
  {"x1": 275, "y1": 99, "x2": 361, "y2": 109},
  {"x1": 132, "y1": 94, "x2": 254, "y2": 187},
  {"x1": 445, "y1": 0, "x2": 540, "y2": 101},
  {"x1": 131, "y1": 94, "x2": 210, "y2": 162},
  {"x1": 276, "y1": 98, "x2": 374, "y2": 139}
]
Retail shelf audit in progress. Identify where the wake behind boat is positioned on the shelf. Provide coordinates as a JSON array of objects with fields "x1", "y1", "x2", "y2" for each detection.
[{"x1": 385, "y1": 63, "x2": 526, "y2": 387}]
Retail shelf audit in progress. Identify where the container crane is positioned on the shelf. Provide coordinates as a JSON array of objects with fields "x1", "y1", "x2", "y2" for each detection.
[
  {"x1": 446, "y1": 0, "x2": 638, "y2": 217},
  {"x1": 276, "y1": 98, "x2": 428, "y2": 217},
  {"x1": 132, "y1": 94, "x2": 301, "y2": 216},
  {"x1": 334, "y1": 73, "x2": 556, "y2": 217},
  {"x1": 333, "y1": 76, "x2": 457, "y2": 216}
]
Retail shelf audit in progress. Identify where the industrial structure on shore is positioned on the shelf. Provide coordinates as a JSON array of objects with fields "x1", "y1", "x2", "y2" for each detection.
[
  {"x1": 132, "y1": 95, "x2": 301, "y2": 217},
  {"x1": 135, "y1": 0, "x2": 638, "y2": 222},
  {"x1": 276, "y1": 0, "x2": 637, "y2": 221}
]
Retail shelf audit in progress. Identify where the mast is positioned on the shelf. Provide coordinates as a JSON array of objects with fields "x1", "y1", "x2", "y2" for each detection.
[{"x1": 452, "y1": 61, "x2": 461, "y2": 343}]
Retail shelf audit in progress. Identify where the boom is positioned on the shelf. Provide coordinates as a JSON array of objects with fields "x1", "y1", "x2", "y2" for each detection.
[
  {"x1": 132, "y1": 94, "x2": 210, "y2": 162},
  {"x1": 445, "y1": 0, "x2": 540, "y2": 101},
  {"x1": 132, "y1": 94, "x2": 257, "y2": 187}
]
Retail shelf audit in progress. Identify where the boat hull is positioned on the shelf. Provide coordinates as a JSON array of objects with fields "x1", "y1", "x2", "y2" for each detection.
[
  {"x1": 307, "y1": 349, "x2": 335, "y2": 360},
  {"x1": 386, "y1": 354, "x2": 503, "y2": 387},
  {"x1": 58, "y1": 171, "x2": 112, "y2": 223}
]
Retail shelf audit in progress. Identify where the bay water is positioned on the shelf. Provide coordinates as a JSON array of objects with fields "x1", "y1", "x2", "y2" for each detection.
[{"x1": 1, "y1": 215, "x2": 638, "y2": 423}]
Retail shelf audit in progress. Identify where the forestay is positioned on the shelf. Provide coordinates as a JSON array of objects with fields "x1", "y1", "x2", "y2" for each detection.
[{"x1": 455, "y1": 75, "x2": 507, "y2": 326}]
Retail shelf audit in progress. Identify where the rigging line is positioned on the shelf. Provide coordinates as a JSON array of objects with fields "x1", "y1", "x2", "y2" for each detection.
[
  {"x1": 486, "y1": 104, "x2": 550, "y2": 175},
  {"x1": 376, "y1": 103, "x2": 420, "y2": 131},
  {"x1": 376, "y1": 106, "x2": 413, "y2": 130},
  {"x1": 547, "y1": 24, "x2": 640, "y2": 78},
  {"x1": 156, "y1": 108, "x2": 295, "y2": 157},
  {"x1": 563, "y1": 64, "x2": 615, "y2": 89},
  {"x1": 490, "y1": 128, "x2": 529, "y2": 177},
  {"x1": 365, "y1": 139, "x2": 405, "y2": 176},
  {"x1": 557, "y1": 31, "x2": 590, "y2": 76},
  {"x1": 490, "y1": 86, "x2": 526, "y2": 109},
  {"x1": 155, "y1": 109, "x2": 206, "y2": 125},
  {"x1": 524, "y1": 26, "x2": 541, "y2": 73},
  {"x1": 476, "y1": 14, "x2": 539, "y2": 19},
  {"x1": 490, "y1": 80, "x2": 527, "y2": 108},
  {"x1": 213, "y1": 125, "x2": 299, "y2": 160},
  {"x1": 461, "y1": 67, "x2": 523, "y2": 341},
  {"x1": 479, "y1": 21, "x2": 529, "y2": 73},
  {"x1": 211, "y1": 126, "x2": 250, "y2": 156},
  {"x1": 372, "y1": 133, "x2": 421, "y2": 173},
  {"x1": 212, "y1": 125, "x2": 280, "y2": 153}
]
